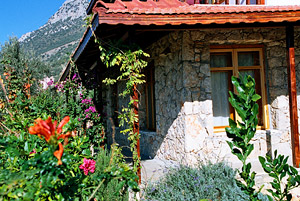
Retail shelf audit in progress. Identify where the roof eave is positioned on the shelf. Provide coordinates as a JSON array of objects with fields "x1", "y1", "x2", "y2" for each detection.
[
  {"x1": 87, "y1": 0, "x2": 97, "y2": 15},
  {"x1": 59, "y1": 14, "x2": 99, "y2": 81},
  {"x1": 95, "y1": 9, "x2": 300, "y2": 26}
]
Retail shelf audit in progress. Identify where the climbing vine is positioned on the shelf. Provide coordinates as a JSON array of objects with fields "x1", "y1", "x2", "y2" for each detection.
[{"x1": 88, "y1": 17, "x2": 149, "y2": 178}]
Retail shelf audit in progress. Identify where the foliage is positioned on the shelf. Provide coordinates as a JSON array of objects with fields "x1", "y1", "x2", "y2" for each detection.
[
  {"x1": 0, "y1": 114, "x2": 138, "y2": 200},
  {"x1": 77, "y1": 88, "x2": 105, "y2": 147},
  {"x1": 0, "y1": 37, "x2": 50, "y2": 92},
  {"x1": 54, "y1": 67, "x2": 106, "y2": 147},
  {"x1": 29, "y1": 87, "x2": 65, "y2": 119},
  {"x1": 144, "y1": 162, "x2": 250, "y2": 201},
  {"x1": 0, "y1": 116, "x2": 94, "y2": 200},
  {"x1": 0, "y1": 130, "x2": 45, "y2": 172},
  {"x1": 225, "y1": 74, "x2": 262, "y2": 200},
  {"x1": 0, "y1": 34, "x2": 137, "y2": 199},
  {"x1": 225, "y1": 74, "x2": 300, "y2": 200},
  {"x1": 259, "y1": 150, "x2": 300, "y2": 201},
  {"x1": 87, "y1": 146, "x2": 139, "y2": 201},
  {"x1": 89, "y1": 22, "x2": 149, "y2": 178}
]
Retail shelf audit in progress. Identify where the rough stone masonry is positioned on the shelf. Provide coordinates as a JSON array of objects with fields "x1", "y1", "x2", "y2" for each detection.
[{"x1": 107, "y1": 27, "x2": 300, "y2": 168}]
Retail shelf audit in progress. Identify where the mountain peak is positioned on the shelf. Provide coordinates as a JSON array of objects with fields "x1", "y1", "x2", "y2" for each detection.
[
  {"x1": 19, "y1": 0, "x2": 90, "y2": 78},
  {"x1": 47, "y1": 0, "x2": 89, "y2": 24}
]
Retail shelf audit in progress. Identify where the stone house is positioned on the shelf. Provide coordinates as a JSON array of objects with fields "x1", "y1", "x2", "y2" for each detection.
[{"x1": 62, "y1": 0, "x2": 300, "y2": 167}]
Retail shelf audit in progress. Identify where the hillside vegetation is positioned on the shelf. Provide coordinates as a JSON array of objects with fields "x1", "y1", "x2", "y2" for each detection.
[{"x1": 19, "y1": 0, "x2": 89, "y2": 79}]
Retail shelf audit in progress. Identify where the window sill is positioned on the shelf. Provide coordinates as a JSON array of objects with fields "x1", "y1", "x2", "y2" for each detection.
[{"x1": 213, "y1": 125, "x2": 268, "y2": 133}]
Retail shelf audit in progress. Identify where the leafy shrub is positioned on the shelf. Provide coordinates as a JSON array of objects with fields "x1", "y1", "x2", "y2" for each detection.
[
  {"x1": 0, "y1": 117, "x2": 94, "y2": 200},
  {"x1": 259, "y1": 150, "x2": 300, "y2": 201},
  {"x1": 144, "y1": 162, "x2": 249, "y2": 201},
  {"x1": 90, "y1": 148, "x2": 130, "y2": 201},
  {"x1": 226, "y1": 74, "x2": 261, "y2": 199},
  {"x1": 226, "y1": 75, "x2": 300, "y2": 200}
]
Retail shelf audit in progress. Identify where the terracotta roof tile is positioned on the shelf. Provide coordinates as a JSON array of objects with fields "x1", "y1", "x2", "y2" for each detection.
[{"x1": 92, "y1": 0, "x2": 300, "y2": 25}]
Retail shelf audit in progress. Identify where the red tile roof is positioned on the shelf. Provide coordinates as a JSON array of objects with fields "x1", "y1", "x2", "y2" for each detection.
[{"x1": 92, "y1": 0, "x2": 300, "y2": 25}]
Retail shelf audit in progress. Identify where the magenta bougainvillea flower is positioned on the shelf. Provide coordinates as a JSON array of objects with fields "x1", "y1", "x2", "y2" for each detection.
[
  {"x1": 29, "y1": 149, "x2": 37, "y2": 155},
  {"x1": 81, "y1": 98, "x2": 92, "y2": 104},
  {"x1": 72, "y1": 73, "x2": 78, "y2": 81},
  {"x1": 84, "y1": 106, "x2": 96, "y2": 113},
  {"x1": 79, "y1": 158, "x2": 96, "y2": 175}
]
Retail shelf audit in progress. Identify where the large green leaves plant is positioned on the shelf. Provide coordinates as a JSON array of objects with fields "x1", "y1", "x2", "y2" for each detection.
[
  {"x1": 226, "y1": 74, "x2": 262, "y2": 200},
  {"x1": 259, "y1": 150, "x2": 300, "y2": 201}
]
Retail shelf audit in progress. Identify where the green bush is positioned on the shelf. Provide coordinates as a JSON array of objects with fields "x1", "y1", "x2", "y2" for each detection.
[
  {"x1": 144, "y1": 162, "x2": 249, "y2": 201},
  {"x1": 87, "y1": 147, "x2": 140, "y2": 201}
]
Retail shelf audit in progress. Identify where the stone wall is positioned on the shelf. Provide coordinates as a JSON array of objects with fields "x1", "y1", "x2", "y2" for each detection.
[
  {"x1": 103, "y1": 27, "x2": 300, "y2": 165},
  {"x1": 139, "y1": 27, "x2": 300, "y2": 164}
]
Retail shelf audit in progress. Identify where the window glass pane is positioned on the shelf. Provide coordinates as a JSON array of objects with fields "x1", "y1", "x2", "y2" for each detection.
[
  {"x1": 240, "y1": 70, "x2": 254, "y2": 78},
  {"x1": 211, "y1": 72, "x2": 230, "y2": 126},
  {"x1": 210, "y1": 52, "x2": 232, "y2": 68},
  {"x1": 238, "y1": 51, "x2": 260, "y2": 66}
]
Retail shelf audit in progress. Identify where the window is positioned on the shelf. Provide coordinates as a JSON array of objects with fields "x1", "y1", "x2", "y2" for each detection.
[
  {"x1": 210, "y1": 47, "x2": 269, "y2": 131},
  {"x1": 145, "y1": 64, "x2": 156, "y2": 131}
]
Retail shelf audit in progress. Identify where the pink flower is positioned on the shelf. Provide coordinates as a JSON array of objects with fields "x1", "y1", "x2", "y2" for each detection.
[
  {"x1": 81, "y1": 98, "x2": 92, "y2": 104},
  {"x1": 47, "y1": 80, "x2": 54, "y2": 86},
  {"x1": 30, "y1": 149, "x2": 37, "y2": 154},
  {"x1": 72, "y1": 73, "x2": 78, "y2": 80},
  {"x1": 84, "y1": 106, "x2": 96, "y2": 113},
  {"x1": 79, "y1": 158, "x2": 96, "y2": 175}
]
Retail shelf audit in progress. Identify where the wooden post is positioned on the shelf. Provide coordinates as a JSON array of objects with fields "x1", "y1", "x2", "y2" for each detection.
[
  {"x1": 236, "y1": 0, "x2": 239, "y2": 5},
  {"x1": 225, "y1": 0, "x2": 229, "y2": 4},
  {"x1": 286, "y1": 24, "x2": 300, "y2": 167},
  {"x1": 132, "y1": 84, "x2": 141, "y2": 184},
  {"x1": 204, "y1": 0, "x2": 209, "y2": 4},
  {"x1": 246, "y1": 0, "x2": 250, "y2": 4}
]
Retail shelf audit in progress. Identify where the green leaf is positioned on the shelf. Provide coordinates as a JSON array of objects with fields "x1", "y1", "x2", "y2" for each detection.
[
  {"x1": 245, "y1": 144, "x2": 254, "y2": 158},
  {"x1": 269, "y1": 173, "x2": 277, "y2": 178},
  {"x1": 290, "y1": 166, "x2": 298, "y2": 175},
  {"x1": 24, "y1": 141, "x2": 29, "y2": 152},
  {"x1": 280, "y1": 171, "x2": 286, "y2": 180},
  {"x1": 82, "y1": 149, "x2": 91, "y2": 156},
  {"x1": 251, "y1": 94, "x2": 261, "y2": 102},
  {"x1": 270, "y1": 181, "x2": 280, "y2": 190}
]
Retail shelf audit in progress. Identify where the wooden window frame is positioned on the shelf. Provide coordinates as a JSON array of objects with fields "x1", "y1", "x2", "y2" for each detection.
[{"x1": 210, "y1": 47, "x2": 269, "y2": 132}]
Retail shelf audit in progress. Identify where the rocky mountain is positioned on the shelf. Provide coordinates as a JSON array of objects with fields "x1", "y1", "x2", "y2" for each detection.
[{"x1": 19, "y1": 0, "x2": 90, "y2": 78}]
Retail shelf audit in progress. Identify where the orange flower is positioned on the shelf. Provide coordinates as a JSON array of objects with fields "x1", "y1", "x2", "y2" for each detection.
[
  {"x1": 58, "y1": 131, "x2": 72, "y2": 146},
  {"x1": 29, "y1": 118, "x2": 51, "y2": 141},
  {"x1": 54, "y1": 143, "x2": 64, "y2": 165},
  {"x1": 29, "y1": 116, "x2": 70, "y2": 142},
  {"x1": 3, "y1": 72, "x2": 10, "y2": 79},
  {"x1": 24, "y1": 83, "x2": 31, "y2": 89},
  {"x1": 29, "y1": 116, "x2": 71, "y2": 165}
]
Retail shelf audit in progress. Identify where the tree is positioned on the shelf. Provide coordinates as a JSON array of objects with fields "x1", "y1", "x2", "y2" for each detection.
[{"x1": 0, "y1": 37, "x2": 51, "y2": 95}]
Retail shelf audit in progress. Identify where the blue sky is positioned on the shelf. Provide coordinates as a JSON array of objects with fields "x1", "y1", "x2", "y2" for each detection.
[{"x1": 0, "y1": 0, "x2": 65, "y2": 46}]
